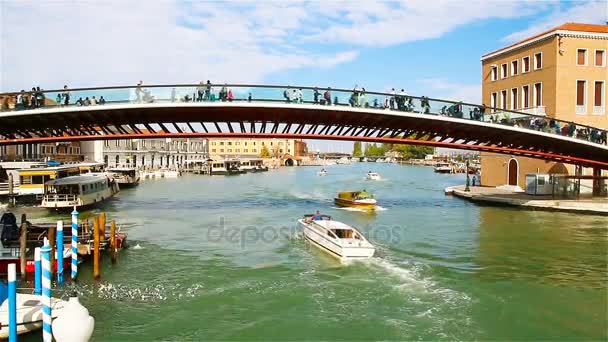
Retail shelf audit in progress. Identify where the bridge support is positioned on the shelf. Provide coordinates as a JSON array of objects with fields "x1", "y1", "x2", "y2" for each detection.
[{"x1": 592, "y1": 168, "x2": 605, "y2": 197}]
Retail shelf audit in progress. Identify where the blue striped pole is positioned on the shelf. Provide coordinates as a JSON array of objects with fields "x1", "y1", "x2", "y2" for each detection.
[
  {"x1": 8, "y1": 263, "x2": 17, "y2": 342},
  {"x1": 35, "y1": 247, "x2": 42, "y2": 295},
  {"x1": 56, "y1": 220, "x2": 64, "y2": 285},
  {"x1": 71, "y1": 207, "x2": 78, "y2": 280},
  {"x1": 41, "y1": 244, "x2": 53, "y2": 342}
]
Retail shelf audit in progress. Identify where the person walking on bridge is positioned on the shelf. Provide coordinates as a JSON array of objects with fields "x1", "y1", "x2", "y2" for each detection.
[{"x1": 323, "y1": 88, "x2": 331, "y2": 105}]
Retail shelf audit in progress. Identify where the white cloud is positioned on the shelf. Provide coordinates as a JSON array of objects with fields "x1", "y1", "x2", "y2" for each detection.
[
  {"x1": 0, "y1": 0, "x2": 558, "y2": 91},
  {"x1": 502, "y1": 1, "x2": 607, "y2": 43},
  {"x1": 417, "y1": 78, "x2": 481, "y2": 103}
]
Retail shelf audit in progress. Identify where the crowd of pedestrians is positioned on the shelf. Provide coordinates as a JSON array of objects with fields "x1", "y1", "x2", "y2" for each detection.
[{"x1": 0, "y1": 81, "x2": 605, "y2": 146}]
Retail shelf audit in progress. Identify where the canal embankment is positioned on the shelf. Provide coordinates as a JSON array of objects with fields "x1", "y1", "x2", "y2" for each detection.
[{"x1": 446, "y1": 185, "x2": 608, "y2": 215}]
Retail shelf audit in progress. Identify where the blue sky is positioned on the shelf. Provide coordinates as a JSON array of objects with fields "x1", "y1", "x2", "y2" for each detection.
[{"x1": 1, "y1": 0, "x2": 605, "y2": 152}]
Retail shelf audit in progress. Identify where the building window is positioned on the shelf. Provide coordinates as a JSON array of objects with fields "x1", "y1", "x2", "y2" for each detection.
[
  {"x1": 220, "y1": 149, "x2": 224, "y2": 153},
  {"x1": 594, "y1": 81, "x2": 605, "y2": 115},
  {"x1": 595, "y1": 50, "x2": 606, "y2": 67},
  {"x1": 491, "y1": 66, "x2": 497, "y2": 81},
  {"x1": 511, "y1": 60, "x2": 518, "y2": 76},
  {"x1": 220, "y1": 142, "x2": 224, "y2": 146},
  {"x1": 533, "y1": 83, "x2": 542, "y2": 107},
  {"x1": 522, "y1": 85, "x2": 530, "y2": 108},
  {"x1": 576, "y1": 80, "x2": 587, "y2": 114},
  {"x1": 244, "y1": 149, "x2": 248, "y2": 153},
  {"x1": 522, "y1": 56, "x2": 530, "y2": 73},
  {"x1": 115, "y1": 155, "x2": 119, "y2": 165},
  {"x1": 211, "y1": 149, "x2": 216, "y2": 153},
  {"x1": 510, "y1": 88, "x2": 518, "y2": 110},
  {"x1": 490, "y1": 92, "x2": 497, "y2": 112},
  {"x1": 500, "y1": 90, "x2": 507, "y2": 110},
  {"x1": 501, "y1": 63, "x2": 507, "y2": 79},
  {"x1": 236, "y1": 149, "x2": 240, "y2": 153},
  {"x1": 227, "y1": 149, "x2": 232, "y2": 153},
  {"x1": 253, "y1": 149, "x2": 257, "y2": 153},
  {"x1": 577, "y1": 49, "x2": 587, "y2": 66},
  {"x1": 534, "y1": 52, "x2": 542, "y2": 70},
  {"x1": 228, "y1": 142, "x2": 232, "y2": 146}
]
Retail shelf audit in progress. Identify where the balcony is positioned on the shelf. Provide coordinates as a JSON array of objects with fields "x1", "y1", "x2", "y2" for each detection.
[
  {"x1": 520, "y1": 106, "x2": 546, "y2": 116},
  {"x1": 576, "y1": 105, "x2": 586, "y2": 115},
  {"x1": 593, "y1": 105, "x2": 605, "y2": 115}
]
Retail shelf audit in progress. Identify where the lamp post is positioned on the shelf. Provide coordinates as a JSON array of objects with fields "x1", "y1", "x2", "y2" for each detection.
[{"x1": 465, "y1": 158, "x2": 471, "y2": 192}]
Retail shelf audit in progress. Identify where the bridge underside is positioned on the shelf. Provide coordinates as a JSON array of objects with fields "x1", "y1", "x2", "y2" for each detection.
[{"x1": 1, "y1": 104, "x2": 607, "y2": 168}]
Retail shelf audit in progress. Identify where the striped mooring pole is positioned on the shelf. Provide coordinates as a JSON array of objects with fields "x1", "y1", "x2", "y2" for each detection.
[
  {"x1": 56, "y1": 220, "x2": 64, "y2": 285},
  {"x1": 8, "y1": 263, "x2": 17, "y2": 342},
  {"x1": 41, "y1": 244, "x2": 53, "y2": 342},
  {"x1": 71, "y1": 207, "x2": 78, "y2": 280},
  {"x1": 35, "y1": 247, "x2": 42, "y2": 295}
]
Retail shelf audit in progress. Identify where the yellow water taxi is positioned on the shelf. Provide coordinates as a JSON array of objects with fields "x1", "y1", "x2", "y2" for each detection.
[{"x1": 334, "y1": 190, "x2": 377, "y2": 210}]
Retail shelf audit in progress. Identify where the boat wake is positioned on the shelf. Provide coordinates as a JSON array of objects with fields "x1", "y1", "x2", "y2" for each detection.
[{"x1": 332, "y1": 206, "x2": 388, "y2": 212}]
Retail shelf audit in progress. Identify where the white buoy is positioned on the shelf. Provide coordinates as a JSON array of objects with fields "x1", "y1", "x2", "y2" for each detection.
[{"x1": 52, "y1": 297, "x2": 94, "y2": 342}]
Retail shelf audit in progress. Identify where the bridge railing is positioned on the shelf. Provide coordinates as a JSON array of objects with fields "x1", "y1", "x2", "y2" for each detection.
[{"x1": 0, "y1": 84, "x2": 606, "y2": 146}]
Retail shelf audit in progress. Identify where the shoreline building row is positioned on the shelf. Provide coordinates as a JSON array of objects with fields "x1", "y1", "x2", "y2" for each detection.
[{"x1": 480, "y1": 22, "x2": 607, "y2": 188}]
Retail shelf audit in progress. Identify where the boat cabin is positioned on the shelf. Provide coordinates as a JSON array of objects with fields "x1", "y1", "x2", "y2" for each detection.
[
  {"x1": 42, "y1": 175, "x2": 119, "y2": 208},
  {"x1": 337, "y1": 191, "x2": 374, "y2": 201},
  {"x1": 17, "y1": 165, "x2": 81, "y2": 195}
]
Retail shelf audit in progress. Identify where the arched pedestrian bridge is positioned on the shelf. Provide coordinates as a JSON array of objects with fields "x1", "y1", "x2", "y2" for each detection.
[{"x1": 0, "y1": 84, "x2": 607, "y2": 168}]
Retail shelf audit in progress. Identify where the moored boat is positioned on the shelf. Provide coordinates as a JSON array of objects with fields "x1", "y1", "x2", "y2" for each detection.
[
  {"x1": 298, "y1": 214, "x2": 375, "y2": 260},
  {"x1": 334, "y1": 190, "x2": 377, "y2": 210},
  {"x1": 41, "y1": 174, "x2": 119, "y2": 209},
  {"x1": 108, "y1": 167, "x2": 140, "y2": 187},
  {"x1": 0, "y1": 293, "x2": 66, "y2": 338}
]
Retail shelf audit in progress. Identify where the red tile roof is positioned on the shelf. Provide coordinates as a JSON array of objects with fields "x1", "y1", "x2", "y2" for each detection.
[{"x1": 482, "y1": 22, "x2": 608, "y2": 58}]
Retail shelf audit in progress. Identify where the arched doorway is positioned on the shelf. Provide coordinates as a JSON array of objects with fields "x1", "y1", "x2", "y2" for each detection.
[
  {"x1": 507, "y1": 158, "x2": 519, "y2": 186},
  {"x1": 284, "y1": 158, "x2": 294, "y2": 166}
]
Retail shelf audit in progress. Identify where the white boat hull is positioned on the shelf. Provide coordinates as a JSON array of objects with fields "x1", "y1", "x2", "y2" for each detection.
[
  {"x1": 298, "y1": 220, "x2": 375, "y2": 260},
  {"x1": 0, "y1": 294, "x2": 66, "y2": 338}
]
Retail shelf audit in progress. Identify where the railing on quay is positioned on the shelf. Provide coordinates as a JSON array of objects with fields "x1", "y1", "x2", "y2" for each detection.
[{"x1": 0, "y1": 84, "x2": 606, "y2": 146}]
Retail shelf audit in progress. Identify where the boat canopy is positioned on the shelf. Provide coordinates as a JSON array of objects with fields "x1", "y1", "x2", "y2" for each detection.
[{"x1": 337, "y1": 191, "x2": 374, "y2": 200}]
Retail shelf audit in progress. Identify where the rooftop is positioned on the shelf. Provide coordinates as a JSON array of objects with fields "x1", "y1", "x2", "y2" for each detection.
[
  {"x1": 482, "y1": 22, "x2": 608, "y2": 61},
  {"x1": 46, "y1": 174, "x2": 109, "y2": 186}
]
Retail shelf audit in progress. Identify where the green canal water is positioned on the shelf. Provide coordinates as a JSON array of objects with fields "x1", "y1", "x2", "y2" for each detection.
[{"x1": 17, "y1": 163, "x2": 608, "y2": 340}]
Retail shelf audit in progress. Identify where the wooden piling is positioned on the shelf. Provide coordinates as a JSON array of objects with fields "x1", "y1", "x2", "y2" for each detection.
[
  {"x1": 100, "y1": 212, "x2": 106, "y2": 241},
  {"x1": 110, "y1": 220, "x2": 117, "y2": 264},
  {"x1": 93, "y1": 215, "x2": 100, "y2": 279},
  {"x1": 19, "y1": 214, "x2": 27, "y2": 278},
  {"x1": 48, "y1": 224, "x2": 56, "y2": 276}
]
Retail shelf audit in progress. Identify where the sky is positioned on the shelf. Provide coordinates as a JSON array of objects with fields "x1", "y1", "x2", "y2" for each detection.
[{"x1": 1, "y1": 0, "x2": 606, "y2": 152}]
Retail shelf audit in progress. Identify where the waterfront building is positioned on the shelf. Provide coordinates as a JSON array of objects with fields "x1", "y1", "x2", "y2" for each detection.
[
  {"x1": 208, "y1": 138, "x2": 308, "y2": 165},
  {"x1": 80, "y1": 138, "x2": 208, "y2": 170},
  {"x1": 0, "y1": 142, "x2": 83, "y2": 163},
  {"x1": 480, "y1": 23, "x2": 608, "y2": 188}
]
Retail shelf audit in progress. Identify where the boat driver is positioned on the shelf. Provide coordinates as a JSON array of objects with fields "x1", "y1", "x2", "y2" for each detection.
[{"x1": 306, "y1": 210, "x2": 323, "y2": 223}]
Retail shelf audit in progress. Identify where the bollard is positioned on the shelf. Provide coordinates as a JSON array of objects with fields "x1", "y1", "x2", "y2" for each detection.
[
  {"x1": 8, "y1": 263, "x2": 17, "y2": 342},
  {"x1": 56, "y1": 220, "x2": 64, "y2": 285},
  {"x1": 48, "y1": 224, "x2": 56, "y2": 276},
  {"x1": 71, "y1": 207, "x2": 78, "y2": 280},
  {"x1": 35, "y1": 247, "x2": 42, "y2": 295},
  {"x1": 41, "y1": 244, "x2": 53, "y2": 342},
  {"x1": 110, "y1": 220, "x2": 117, "y2": 264},
  {"x1": 93, "y1": 215, "x2": 100, "y2": 279},
  {"x1": 19, "y1": 218, "x2": 27, "y2": 279}
]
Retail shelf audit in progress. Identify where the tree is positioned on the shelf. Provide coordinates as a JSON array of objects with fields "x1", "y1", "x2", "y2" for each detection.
[
  {"x1": 353, "y1": 141, "x2": 363, "y2": 157},
  {"x1": 391, "y1": 144, "x2": 434, "y2": 159},
  {"x1": 260, "y1": 145, "x2": 271, "y2": 158}
]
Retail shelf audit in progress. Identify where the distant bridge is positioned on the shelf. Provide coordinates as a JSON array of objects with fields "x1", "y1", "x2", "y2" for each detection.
[{"x1": 0, "y1": 84, "x2": 606, "y2": 169}]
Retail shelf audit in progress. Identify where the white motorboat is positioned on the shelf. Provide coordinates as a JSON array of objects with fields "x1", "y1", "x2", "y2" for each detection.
[
  {"x1": 434, "y1": 162, "x2": 452, "y2": 173},
  {"x1": 0, "y1": 294, "x2": 66, "y2": 338},
  {"x1": 366, "y1": 172, "x2": 381, "y2": 180},
  {"x1": 317, "y1": 169, "x2": 327, "y2": 176},
  {"x1": 298, "y1": 215, "x2": 375, "y2": 260}
]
